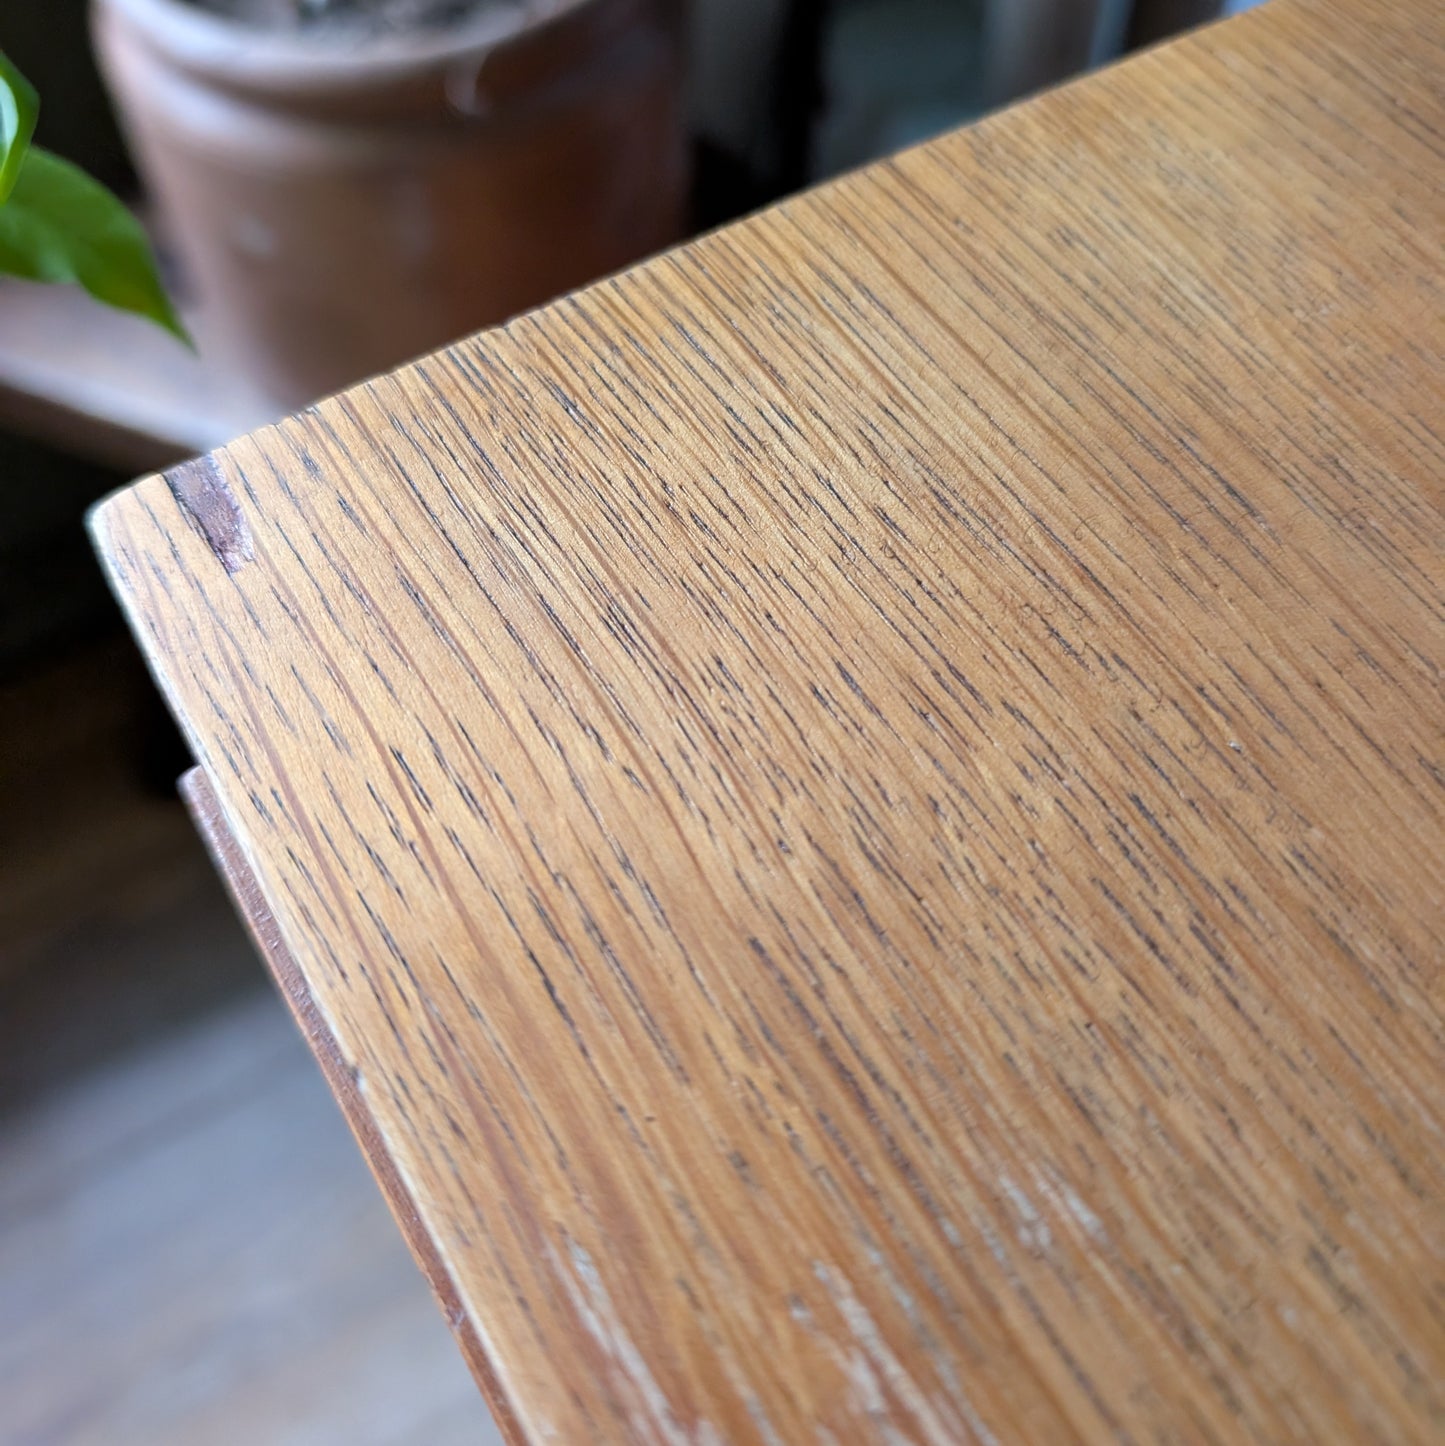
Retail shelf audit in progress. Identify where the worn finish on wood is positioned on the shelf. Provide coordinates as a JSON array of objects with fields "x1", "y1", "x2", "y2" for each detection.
[{"x1": 93, "y1": 0, "x2": 1444, "y2": 1439}]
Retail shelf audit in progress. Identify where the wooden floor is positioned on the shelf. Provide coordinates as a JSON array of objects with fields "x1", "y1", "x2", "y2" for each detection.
[{"x1": 0, "y1": 635, "x2": 500, "y2": 1446}]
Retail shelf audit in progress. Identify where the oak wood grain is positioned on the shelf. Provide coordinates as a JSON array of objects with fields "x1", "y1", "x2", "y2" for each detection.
[{"x1": 93, "y1": 0, "x2": 1444, "y2": 1438}]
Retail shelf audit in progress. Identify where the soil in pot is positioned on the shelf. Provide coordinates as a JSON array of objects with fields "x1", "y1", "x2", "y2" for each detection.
[{"x1": 178, "y1": 0, "x2": 510, "y2": 34}]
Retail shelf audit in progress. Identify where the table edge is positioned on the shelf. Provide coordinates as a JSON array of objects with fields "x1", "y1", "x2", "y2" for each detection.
[{"x1": 179, "y1": 764, "x2": 525, "y2": 1445}]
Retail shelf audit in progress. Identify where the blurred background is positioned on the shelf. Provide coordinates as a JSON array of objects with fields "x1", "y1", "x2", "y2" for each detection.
[{"x1": 2, "y1": 1, "x2": 1262, "y2": 1441}]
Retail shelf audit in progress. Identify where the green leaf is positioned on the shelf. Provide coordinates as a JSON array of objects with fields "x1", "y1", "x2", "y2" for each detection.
[
  {"x1": 0, "y1": 50, "x2": 39, "y2": 205},
  {"x1": 0, "y1": 145, "x2": 190, "y2": 343}
]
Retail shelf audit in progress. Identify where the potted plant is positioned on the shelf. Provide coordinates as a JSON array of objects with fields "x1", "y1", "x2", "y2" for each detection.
[
  {"x1": 90, "y1": 0, "x2": 688, "y2": 410},
  {"x1": 1, "y1": 48, "x2": 184, "y2": 338}
]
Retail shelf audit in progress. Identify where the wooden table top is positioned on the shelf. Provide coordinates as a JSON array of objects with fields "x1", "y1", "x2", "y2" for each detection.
[{"x1": 93, "y1": 0, "x2": 1443, "y2": 1439}]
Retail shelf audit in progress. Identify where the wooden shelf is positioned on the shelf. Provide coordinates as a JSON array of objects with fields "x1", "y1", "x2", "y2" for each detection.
[{"x1": 0, "y1": 279, "x2": 276, "y2": 474}]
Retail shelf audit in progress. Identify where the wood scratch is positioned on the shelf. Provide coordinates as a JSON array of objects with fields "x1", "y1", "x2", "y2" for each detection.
[{"x1": 166, "y1": 455, "x2": 254, "y2": 574}]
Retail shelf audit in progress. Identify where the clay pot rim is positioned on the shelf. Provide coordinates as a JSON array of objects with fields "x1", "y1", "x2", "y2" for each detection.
[{"x1": 92, "y1": 0, "x2": 595, "y2": 86}]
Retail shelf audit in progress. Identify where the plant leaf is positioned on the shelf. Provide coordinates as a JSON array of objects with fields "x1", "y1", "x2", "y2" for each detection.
[
  {"x1": 0, "y1": 145, "x2": 190, "y2": 343},
  {"x1": 0, "y1": 50, "x2": 39, "y2": 205}
]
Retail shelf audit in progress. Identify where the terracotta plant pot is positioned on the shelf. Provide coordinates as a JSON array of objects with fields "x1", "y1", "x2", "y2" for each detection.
[{"x1": 92, "y1": 0, "x2": 688, "y2": 410}]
